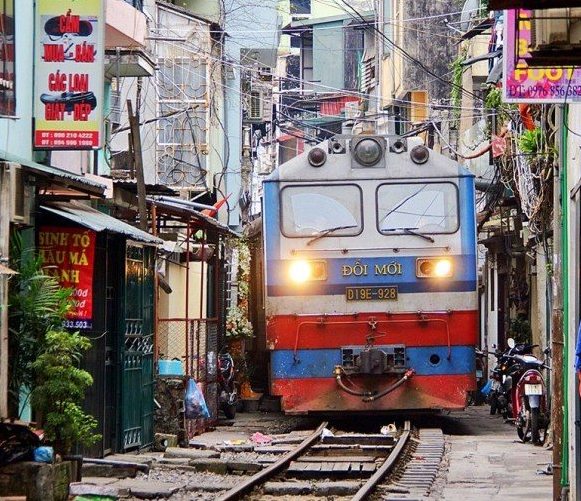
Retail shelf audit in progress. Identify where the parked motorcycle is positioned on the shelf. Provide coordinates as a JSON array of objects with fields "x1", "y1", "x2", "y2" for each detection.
[
  {"x1": 505, "y1": 340, "x2": 551, "y2": 444},
  {"x1": 483, "y1": 340, "x2": 539, "y2": 419},
  {"x1": 218, "y1": 351, "x2": 237, "y2": 419},
  {"x1": 484, "y1": 338, "x2": 550, "y2": 444}
]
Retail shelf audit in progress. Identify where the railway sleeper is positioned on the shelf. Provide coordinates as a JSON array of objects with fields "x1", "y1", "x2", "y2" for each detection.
[
  {"x1": 287, "y1": 460, "x2": 377, "y2": 478},
  {"x1": 263, "y1": 480, "x2": 363, "y2": 496}
]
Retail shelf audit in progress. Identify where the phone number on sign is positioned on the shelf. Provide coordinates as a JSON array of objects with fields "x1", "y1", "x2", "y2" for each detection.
[
  {"x1": 63, "y1": 320, "x2": 92, "y2": 330},
  {"x1": 508, "y1": 83, "x2": 581, "y2": 98}
]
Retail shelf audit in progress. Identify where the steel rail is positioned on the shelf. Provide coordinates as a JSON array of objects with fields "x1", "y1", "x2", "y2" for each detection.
[
  {"x1": 216, "y1": 421, "x2": 329, "y2": 501},
  {"x1": 351, "y1": 420, "x2": 412, "y2": 501}
]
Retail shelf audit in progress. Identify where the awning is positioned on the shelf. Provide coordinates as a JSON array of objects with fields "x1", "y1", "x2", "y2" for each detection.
[
  {"x1": 460, "y1": 18, "x2": 494, "y2": 41},
  {"x1": 461, "y1": 49, "x2": 502, "y2": 67},
  {"x1": 148, "y1": 197, "x2": 240, "y2": 237},
  {"x1": 41, "y1": 201, "x2": 163, "y2": 245},
  {"x1": 0, "y1": 150, "x2": 106, "y2": 197},
  {"x1": 487, "y1": 58, "x2": 503, "y2": 85}
]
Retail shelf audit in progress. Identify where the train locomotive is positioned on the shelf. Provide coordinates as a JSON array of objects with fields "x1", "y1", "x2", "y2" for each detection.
[{"x1": 262, "y1": 135, "x2": 478, "y2": 414}]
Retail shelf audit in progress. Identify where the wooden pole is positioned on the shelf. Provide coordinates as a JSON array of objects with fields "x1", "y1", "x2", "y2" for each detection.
[
  {"x1": 127, "y1": 100, "x2": 148, "y2": 231},
  {"x1": 0, "y1": 163, "x2": 11, "y2": 418}
]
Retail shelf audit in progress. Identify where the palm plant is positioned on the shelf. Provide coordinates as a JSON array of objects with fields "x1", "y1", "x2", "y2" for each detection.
[{"x1": 8, "y1": 231, "x2": 72, "y2": 416}]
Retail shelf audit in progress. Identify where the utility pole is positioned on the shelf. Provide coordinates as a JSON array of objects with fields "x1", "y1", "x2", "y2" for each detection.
[
  {"x1": 127, "y1": 99, "x2": 148, "y2": 231},
  {"x1": 551, "y1": 105, "x2": 565, "y2": 501}
]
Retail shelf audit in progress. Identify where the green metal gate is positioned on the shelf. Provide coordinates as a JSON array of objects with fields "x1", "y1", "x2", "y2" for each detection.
[{"x1": 121, "y1": 243, "x2": 154, "y2": 450}]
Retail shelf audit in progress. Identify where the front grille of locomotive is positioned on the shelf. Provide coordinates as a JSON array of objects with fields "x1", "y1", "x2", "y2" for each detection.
[{"x1": 341, "y1": 345, "x2": 407, "y2": 375}]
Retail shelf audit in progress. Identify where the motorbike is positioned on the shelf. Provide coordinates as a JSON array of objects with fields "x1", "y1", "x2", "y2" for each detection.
[
  {"x1": 506, "y1": 340, "x2": 551, "y2": 445},
  {"x1": 483, "y1": 339, "x2": 538, "y2": 419},
  {"x1": 218, "y1": 351, "x2": 238, "y2": 419},
  {"x1": 485, "y1": 338, "x2": 550, "y2": 444}
]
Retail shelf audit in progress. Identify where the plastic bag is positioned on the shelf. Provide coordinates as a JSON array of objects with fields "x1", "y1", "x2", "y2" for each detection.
[
  {"x1": 184, "y1": 377, "x2": 210, "y2": 419},
  {"x1": 480, "y1": 379, "x2": 493, "y2": 396},
  {"x1": 33, "y1": 446, "x2": 54, "y2": 463}
]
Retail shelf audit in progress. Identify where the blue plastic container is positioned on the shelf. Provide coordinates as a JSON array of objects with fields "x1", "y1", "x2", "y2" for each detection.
[{"x1": 158, "y1": 359, "x2": 184, "y2": 376}]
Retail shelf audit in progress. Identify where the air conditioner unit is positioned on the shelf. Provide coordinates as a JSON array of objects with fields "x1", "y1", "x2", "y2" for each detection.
[
  {"x1": 531, "y1": 8, "x2": 581, "y2": 50},
  {"x1": 8, "y1": 163, "x2": 31, "y2": 225}
]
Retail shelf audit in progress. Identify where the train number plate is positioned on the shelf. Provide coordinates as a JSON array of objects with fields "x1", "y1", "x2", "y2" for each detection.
[
  {"x1": 345, "y1": 286, "x2": 398, "y2": 301},
  {"x1": 525, "y1": 383, "x2": 543, "y2": 395}
]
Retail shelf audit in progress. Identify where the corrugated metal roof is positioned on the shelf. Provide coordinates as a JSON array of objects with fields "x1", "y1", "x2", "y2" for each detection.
[
  {"x1": 149, "y1": 197, "x2": 240, "y2": 236},
  {"x1": 0, "y1": 150, "x2": 106, "y2": 196},
  {"x1": 41, "y1": 202, "x2": 163, "y2": 245}
]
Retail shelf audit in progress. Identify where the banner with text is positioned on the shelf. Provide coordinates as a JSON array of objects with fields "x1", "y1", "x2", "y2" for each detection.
[
  {"x1": 504, "y1": 9, "x2": 581, "y2": 103},
  {"x1": 0, "y1": 1, "x2": 15, "y2": 116},
  {"x1": 34, "y1": 0, "x2": 104, "y2": 148},
  {"x1": 39, "y1": 226, "x2": 96, "y2": 330}
]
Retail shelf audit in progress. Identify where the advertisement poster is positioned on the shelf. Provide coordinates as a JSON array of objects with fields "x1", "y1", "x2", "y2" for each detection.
[
  {"x1": 504, "y1": 9, "x2": 581, "y2": 103},
  {"x1": 0, "y1": 0, "x2": 15, "y2": 116},
  {"x1": 34, "y1": 0, "x2": 104, "y2": 148},
  {"x1": 38, "y1": 226, "x2": 96, "y2": 330}
]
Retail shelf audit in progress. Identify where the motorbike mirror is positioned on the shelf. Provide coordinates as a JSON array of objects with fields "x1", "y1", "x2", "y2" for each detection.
[{"x1": 507, "y1": 338, "x2": 516, "y2": 349}]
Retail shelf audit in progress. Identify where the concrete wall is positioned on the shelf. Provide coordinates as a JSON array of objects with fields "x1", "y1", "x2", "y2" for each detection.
[
  {"x1": 0, "y1": 1, "x2": 34, "y2": 158},
  {"x1": 382, "y1": 0, "x2": 463, "y2": 105}
]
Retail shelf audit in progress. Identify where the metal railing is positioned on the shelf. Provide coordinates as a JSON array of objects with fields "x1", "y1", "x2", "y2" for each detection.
[{"x1": 157, "y1": 318, "x2": 219, "y2": 426}]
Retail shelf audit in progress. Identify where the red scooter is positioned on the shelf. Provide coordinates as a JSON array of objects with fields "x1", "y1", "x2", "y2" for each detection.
[{"x1": 503, "y1": 338, "x2": 551, "y2": 445}]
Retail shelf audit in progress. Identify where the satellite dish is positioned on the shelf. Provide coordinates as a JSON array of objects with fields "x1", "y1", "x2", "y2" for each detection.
[{"x1": 460, "y1": 0, "x2": 479, "y2": 32}]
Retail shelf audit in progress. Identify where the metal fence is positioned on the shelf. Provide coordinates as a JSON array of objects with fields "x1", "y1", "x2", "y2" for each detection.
[{"x1": 157, "y1": 318, "x2": 219, "y2": 429}]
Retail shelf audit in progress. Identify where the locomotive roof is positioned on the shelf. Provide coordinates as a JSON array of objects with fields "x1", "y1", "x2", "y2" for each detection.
[{"x1": 266, "y1": 137, "x2": 474, "y2": 183}]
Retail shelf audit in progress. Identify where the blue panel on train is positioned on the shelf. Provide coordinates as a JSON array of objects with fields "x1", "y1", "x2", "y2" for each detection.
[{"x1": 271, "y1": 346, "x2": 475, "y2": 378}]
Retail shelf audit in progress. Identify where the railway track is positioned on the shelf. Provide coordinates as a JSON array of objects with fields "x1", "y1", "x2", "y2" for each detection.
[{"x1": 215, "y1": 420, "x2": 443, "y2": 500}]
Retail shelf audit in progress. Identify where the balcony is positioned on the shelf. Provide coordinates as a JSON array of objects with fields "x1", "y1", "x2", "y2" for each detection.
[{"x1": 106, "y1": 0, "x2": 147, "y2": 48}]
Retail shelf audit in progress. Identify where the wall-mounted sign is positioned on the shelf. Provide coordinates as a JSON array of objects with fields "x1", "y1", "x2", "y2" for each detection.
[
  {"x1": 503, "y1": 9, "x2": 581, "y2": 103},
  {"x1": 38, "y1": 226, "x2": 96, "y2": 330},
  {"x1": 0, "y1": 0, "x2": 15, "y2": 116},
  {"x1": 34, "y1": 0, "x2": 104, "y2": 149}
]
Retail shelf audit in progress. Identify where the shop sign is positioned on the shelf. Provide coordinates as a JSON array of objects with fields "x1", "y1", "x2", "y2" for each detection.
[
  {"x1": 34, "y1": 0, "x2": 104, "y2": 149},
  {"x1": 38, "y1": 226, "x2": 96, "y2": 330},
  {"x1": 0, "y1": 0, "x2": 15, "y2": 116},
  {"x1": 504, "y1": 9, "x2": 581, "y2": 103}
]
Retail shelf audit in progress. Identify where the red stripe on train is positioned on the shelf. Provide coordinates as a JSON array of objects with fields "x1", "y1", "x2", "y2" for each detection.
[
  {"x1": 272, "y1": 374, "x2": 475, "y2": 413},
  {"x1": 266, "y1": 311, "x2": 478, "y2": 349}
]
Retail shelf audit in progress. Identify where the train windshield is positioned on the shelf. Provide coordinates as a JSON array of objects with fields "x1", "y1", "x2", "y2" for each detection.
[
  {"x1": 377, "y1": 182, "x2": 459, "y2": 234},
  {"x1": 280, "y1": 184, "x2": 362, "y2": 237}
]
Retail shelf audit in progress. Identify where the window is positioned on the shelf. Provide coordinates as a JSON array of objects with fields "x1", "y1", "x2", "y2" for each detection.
[
  {"x1": 377, "y1": 182, "x2": 459, "y2": 234},
  {"x1": 280, "y1": 184, "x2": 363, "y2": 237},
  {"x1": 291, "y1": 0, "x2": 311, "y2": 15}
]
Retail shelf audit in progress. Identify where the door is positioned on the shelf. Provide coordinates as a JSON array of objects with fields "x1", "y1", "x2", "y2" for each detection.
[{"x1": 120, "y1": 243, "x2": 154, "y2": 450}]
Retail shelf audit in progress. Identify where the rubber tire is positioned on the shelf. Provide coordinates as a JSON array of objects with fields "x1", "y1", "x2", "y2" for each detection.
[
  {"x1": 530, "y1": 407, "x2": 540, "y2": 445},
  {"x1": 490, "y1": 396, "x2": 498, "y2": 415},
  {"x1": 222, "y1": 403, "x2": 236, "y2": 420}
]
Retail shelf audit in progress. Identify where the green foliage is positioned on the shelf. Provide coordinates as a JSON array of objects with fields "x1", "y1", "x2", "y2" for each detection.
[
  {"x1": 484, "y1": 87, "x2": 502, "y2": 110},
  {"x1": 225, "y1": 238, "x2": 253, "y2": 339},
  {"x1": 508, "y1": 316, "x2": 532, "y2": 345},
  {"x1": 226, "y1": 304, "x2": 254, "y2": 339},
  {"x1": 31, "y1": 330, "x2": 100, "y2": 453},
  {"x1": 518, "y1": 127, "x2": 544, "y2": 155},
  {"x1": 450, "y1": 49, "x2": 467, "y2": 126},
  {"x1": 8, "y1": 232, "x2": 73, "y2": 414}
]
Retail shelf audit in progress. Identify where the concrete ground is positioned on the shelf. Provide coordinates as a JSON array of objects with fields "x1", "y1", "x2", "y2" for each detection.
[
  {"x1": 73, "y1": 407, "x2": 553, "y2": 500},
  {"x1": 432, "y1": 405, "x2": 553, "y2": 500}
]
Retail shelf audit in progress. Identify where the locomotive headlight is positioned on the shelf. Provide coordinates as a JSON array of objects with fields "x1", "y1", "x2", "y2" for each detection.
[
  {"x1": 288, "y1": 260, "x2": 327, "y2": 283},
  {"x1": 353, "y1": 138, "x2": 383, "y2": 166},
  {"x1": 416, "y1": 258, "x2": 453, "y2": 278}
]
